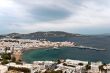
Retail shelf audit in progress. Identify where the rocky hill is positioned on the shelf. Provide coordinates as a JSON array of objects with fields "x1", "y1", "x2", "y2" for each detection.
[{"x1": 0, "y1": 31, "x2": 81, "y2": 39}]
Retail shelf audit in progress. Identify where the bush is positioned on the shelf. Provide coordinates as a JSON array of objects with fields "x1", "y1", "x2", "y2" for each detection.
[
  {"x1": 8, "y1": 66, "x2": 31, "y2": 73},
  {"x1": 78, "y1": 63, "x2": 84, "y2": 66},
  {"x1": 11, "y1": 57, "x2": 16, "y2": 62},
  {"x1": 1, "y1": 59, "x2": 9, "y2": 65},
  {"x1": 1, "y1": 53, "x2": 11, "y2": 60},
  {"x1": 85, "y1": 64, "x2": 91, "y2": 70},
  {"x1": 15, "y1": 61, "x2": 23, "y2": 65},
  {"x1": 45, "y1": 70, "x2": 62, "y2": 73}
]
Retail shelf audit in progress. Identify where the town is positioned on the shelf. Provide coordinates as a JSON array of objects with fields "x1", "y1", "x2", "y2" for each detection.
[{"x1": 0, "y1": 38, "x2": 109, "y2": 73}]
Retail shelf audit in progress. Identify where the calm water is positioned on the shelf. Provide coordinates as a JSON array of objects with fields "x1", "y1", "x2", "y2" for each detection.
[{"x1": 23, "y1": 36, "x2": 110, "y2": 63}]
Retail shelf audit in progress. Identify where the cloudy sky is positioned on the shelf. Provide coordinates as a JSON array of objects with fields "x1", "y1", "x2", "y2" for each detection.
[{"x1": 0, "y1": 0, "x2": 110, "y2": 34}]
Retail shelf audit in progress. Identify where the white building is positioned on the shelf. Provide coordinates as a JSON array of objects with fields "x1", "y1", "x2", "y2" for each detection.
[
  {"x1": 0, "y1": 65, "x2": 8, "y2": 73},
  {"x1": 65, "y1": 59, "x2": 88, "y2": 66},
  {"x1": 6, "y1": 63, "x2": 34, "y2": 73}
]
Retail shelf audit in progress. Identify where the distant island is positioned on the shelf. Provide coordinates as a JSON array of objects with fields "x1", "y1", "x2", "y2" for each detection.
[{"x1": 0, "y1": 31, "x2": 82, "y2": 39}]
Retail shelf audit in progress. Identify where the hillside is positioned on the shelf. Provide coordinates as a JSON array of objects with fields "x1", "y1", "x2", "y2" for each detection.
[{"x1": 0, "y1": 31, "x2": 81, "y2": 39}]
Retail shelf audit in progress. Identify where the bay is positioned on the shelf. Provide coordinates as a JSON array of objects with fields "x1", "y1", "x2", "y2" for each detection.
[{"x1": 23, "y1": 36, "x2": 110, "y2": 63}]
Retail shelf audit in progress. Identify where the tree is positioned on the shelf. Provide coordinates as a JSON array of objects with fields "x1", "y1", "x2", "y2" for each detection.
[
  {"x1": 1, "y1": 53, "x2": 11, "y2": 65},
  {"x1": 1, "y1": 59, "x2": 9, "y2": 65},
  {"x1": 99, "y1": 63, "x2": 107, "y2": 73},
  {"x1": 85, "y1": 64, "x2": 91, "y2": 70},
  {"x1": 78, "y1": 63, "x2": 84, "y2": 66},
  {"x1": 1, "y1": 53, "x2": 11, "y2": 60}
]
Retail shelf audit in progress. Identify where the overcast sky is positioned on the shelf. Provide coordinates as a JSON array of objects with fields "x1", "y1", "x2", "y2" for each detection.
[{"x1": 0, "y1": 0, "x2": 110, "y2": 34}]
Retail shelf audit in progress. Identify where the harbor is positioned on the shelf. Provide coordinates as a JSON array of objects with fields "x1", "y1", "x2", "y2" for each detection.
[{"x1": 0, "y1": 38, "x2": 109, "y2": 73}]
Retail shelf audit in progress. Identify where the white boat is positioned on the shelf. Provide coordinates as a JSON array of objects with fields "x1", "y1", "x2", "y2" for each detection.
[{"x1": 53, "y1": 46, "x2": 59, "y2": 49}]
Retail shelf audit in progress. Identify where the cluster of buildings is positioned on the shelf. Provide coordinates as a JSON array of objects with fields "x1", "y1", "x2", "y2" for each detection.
[
  {"x1": 0, "y1": 38, "x2": 75, "y2": 62},
  {"x1": 54, "y1": 59, "x2": 110, "y2": 73},
  {"x1": 0, "y1": 38, "x2": 75, "y2": 50},
  {"x1": 0, "y1": 59, "x2": 110, "y2": 73}
]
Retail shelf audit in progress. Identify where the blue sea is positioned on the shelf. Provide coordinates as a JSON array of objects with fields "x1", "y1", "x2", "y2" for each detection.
[{"x1": 22, "y1": 36, "x2": 110, "y2": 63}]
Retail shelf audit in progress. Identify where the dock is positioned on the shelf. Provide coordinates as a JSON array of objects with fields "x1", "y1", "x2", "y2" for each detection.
[{"x1": 72, "y1": 46, "x2": 106, "y2": 51}]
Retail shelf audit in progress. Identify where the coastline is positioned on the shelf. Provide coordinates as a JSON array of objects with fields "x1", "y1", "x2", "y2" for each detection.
[
  {"x1": 0, "y1": 38, "x2": 108, "y2": 64},
  {"x1": 0, "y1": 38, "x2": 110, "y2": 73}
]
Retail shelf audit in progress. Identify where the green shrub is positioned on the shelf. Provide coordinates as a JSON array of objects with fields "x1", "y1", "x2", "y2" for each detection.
[
  {"x1": 1, "y1": 53, "x2": 11, "y2": 60},
  {"x1": 1, "y1": 59, "x2": 9, "y2": 65},
  {"x1": 8, "y1": 66, "x2": 31, "y2": 73}
]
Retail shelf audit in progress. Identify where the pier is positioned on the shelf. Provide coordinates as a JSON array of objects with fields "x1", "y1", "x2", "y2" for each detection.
[{"x1": 73, "y1": 45, "x2": 106, "y2": 51}]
